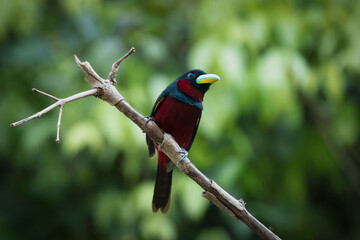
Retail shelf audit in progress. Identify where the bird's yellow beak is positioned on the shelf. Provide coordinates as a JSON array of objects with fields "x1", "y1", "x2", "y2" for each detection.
[{"x1": 196, "y1": 74, "x2": 220, "y2": 84}]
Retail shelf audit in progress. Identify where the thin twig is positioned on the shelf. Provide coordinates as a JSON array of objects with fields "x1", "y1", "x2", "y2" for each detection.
[
  {"x1": 107, "y1": 47, "x2": 136, "y2": 83},
  {"x1": 56, "y1": 105, "x2": 64, "y2": 142},
  {"x1": 32, "y1": 88, "x2": 59, "y2": 101}
]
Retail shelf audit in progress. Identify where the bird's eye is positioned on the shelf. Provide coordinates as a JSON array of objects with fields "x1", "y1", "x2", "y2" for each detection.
[{"x1": 187, "y1": 73, "x2": 195, "y2": 79}]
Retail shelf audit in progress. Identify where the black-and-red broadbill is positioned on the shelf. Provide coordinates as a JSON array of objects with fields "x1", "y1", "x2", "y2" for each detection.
[{"x1": 146, "y1": 69, "x2": 220, "y2": 213}]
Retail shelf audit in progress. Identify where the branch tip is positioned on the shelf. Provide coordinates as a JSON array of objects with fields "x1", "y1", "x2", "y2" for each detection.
[
  {"x1": 108, "y1": 47, "x2": 136, "y2": 83},
  {"x1": 32, "y1": 88, "x2": 59, "y2": 101},
  {"x1": 74, "y1": 54, "x2": 80, "y2": 63}
]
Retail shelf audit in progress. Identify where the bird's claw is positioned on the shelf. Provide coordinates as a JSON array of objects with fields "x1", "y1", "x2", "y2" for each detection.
[
  {"x1": 176, "y1": 148, "x2": 188, "y2": 164},
  {"x1": 145, "y1": 116, "x2": 153, "y2": 124}
]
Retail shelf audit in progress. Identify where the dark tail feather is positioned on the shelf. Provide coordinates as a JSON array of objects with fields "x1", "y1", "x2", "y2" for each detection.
[
  {"x1": 146, "y1": 134, "x2": 156, "y2": 158},
  {"x1": 152, "y1": 166, "x2": 173, "y2": 214}
]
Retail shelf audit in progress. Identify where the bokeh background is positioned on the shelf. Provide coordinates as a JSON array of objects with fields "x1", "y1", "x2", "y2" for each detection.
[{"x1": 1, "y1": 0, "x2": 360, "y2": 239}]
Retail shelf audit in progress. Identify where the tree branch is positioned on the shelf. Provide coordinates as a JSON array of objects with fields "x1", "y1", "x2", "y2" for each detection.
[{"x1": 10, "y1": 48, "x2": 281, "y2": 240}]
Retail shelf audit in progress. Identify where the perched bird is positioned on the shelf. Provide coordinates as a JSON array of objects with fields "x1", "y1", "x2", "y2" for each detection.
[{"x1": 146, "y1": 69, "x2": 220, "y2": 213}]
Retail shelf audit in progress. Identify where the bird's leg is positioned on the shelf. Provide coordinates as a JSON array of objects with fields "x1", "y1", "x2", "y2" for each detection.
[
  {"x1": 145, "y1": 116, "x2": 153, "y2": 124},
  {"x1": 176, "y1": 148, "x2": 188, "y2": 164}
]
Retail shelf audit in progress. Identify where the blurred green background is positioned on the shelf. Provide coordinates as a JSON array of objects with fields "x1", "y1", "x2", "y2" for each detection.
[{"x1": 1, "y1": 0, "x2": 360, "y2": 239}]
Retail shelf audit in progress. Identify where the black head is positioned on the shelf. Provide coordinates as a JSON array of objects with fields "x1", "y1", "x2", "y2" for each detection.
[{"x1": 177, "y1": 69, "x2": 220, "y2": 93}]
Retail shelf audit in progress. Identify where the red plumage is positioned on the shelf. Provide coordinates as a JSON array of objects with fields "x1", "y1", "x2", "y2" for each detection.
[{"x1": 154, "y1": 96, "x2": 202, "y2": 172}]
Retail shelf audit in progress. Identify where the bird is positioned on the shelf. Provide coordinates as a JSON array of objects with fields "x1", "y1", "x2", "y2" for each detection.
[{"x1": 146, "y1": 69, "x2": 220, "y2": 213}]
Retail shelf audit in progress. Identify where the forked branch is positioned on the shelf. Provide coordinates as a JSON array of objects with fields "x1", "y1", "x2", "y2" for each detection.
[
  {"x1": 10, "y1": 88, "x2": 98, "y2": 142},
  {"x1": 10, "y1": 48, "x2": 281, "y2": 240}
]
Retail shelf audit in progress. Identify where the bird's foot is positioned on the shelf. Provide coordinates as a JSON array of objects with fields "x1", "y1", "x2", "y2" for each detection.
[
  {"x1": 145, "y1": 116, "x2": 153, "y2": 125},
  {"x1": 176, "y1": 148, "x2": 188, "y2": 164}
]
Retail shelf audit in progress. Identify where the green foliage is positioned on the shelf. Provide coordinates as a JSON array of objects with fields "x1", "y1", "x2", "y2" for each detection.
[{"x1": 1, "y1": 0, "x2": 360, "y2": 239}]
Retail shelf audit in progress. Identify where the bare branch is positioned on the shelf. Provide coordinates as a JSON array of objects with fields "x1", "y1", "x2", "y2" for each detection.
[
  {"x1": 11, "y1": 48, "x2": 281, "y2": 240},
  {"x1": 107, "y1": 47, "x2": 136, "y2": 83}
]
